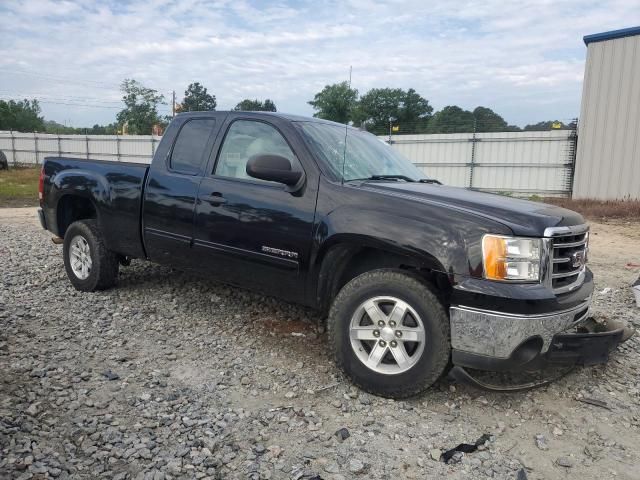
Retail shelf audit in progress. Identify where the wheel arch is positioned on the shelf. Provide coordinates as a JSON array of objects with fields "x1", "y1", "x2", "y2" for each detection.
[
  {"x1": 56, "y1": 193, "x2": 99, "y2": 238},
  {"x1": 314, "y1": 235, "x2": 452, "y2": 313}
]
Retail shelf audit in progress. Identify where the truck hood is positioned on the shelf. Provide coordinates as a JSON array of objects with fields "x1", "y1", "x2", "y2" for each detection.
[{"x1": 358, "y1": 182, "x2": 585, "y2": 237}]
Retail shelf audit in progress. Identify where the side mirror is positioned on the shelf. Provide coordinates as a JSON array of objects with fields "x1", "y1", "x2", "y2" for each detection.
[{"x1": 246, "y1": 154, "x2": 303, "y2": 187}]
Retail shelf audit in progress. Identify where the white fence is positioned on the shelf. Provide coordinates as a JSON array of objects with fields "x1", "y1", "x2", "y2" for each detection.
[
  {"x1": 387, "y1": 130, "x2": 577, "y2": 197},
  {"x1": 0, "y1": 131, "x2": 161, "y2": 165},
  {"x1": 1, "y1": 129, "x2": 577, "y2": 197}
]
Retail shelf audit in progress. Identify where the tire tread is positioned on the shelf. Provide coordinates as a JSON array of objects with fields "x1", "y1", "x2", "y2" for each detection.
[
  {"x1": 327, "y1": 269, "x2": 450, "y2": 398},
  {"x1": 63, "y1": 219, "x2": 119, "y2": 292}
]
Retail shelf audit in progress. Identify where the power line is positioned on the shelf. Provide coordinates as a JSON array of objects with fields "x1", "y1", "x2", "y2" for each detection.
[
  {"x1": 2, "y1": 70, "x2": 173, "y2": 102},
  {"x1": 3, "y1": 69, "x2": 120, "y2": 89},
  {"x1": 0, "y1": 92, "x2": 123, "y2": 106}
]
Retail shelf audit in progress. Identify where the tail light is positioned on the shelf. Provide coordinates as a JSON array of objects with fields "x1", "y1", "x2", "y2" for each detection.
[{"x1": 38, "y1": 167, "x2": 45, "y2": 204}]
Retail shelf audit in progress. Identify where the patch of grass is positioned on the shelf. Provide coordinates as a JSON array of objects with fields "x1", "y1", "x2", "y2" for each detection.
[
  {"x1": 0, "y1": 166, "x2": 40, "y2": 207},
  {"x1": 540, "y1": 197, "x2": 640, "y2": 221}
]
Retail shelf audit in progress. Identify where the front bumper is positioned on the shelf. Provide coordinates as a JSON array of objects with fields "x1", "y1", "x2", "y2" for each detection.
[
  {"x1": 450, "y1": 298, "x2": 591, "y2": 359},
  {"x1": 449, "y1": 299, "x2": 629, "y2": 372}
]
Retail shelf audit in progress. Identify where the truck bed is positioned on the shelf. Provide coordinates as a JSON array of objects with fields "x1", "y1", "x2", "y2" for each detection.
[{"x1": 41, "y1": 157, "x2": 149, "y2": 258}]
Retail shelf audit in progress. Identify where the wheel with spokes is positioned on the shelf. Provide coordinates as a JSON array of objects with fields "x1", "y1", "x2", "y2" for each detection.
[
  {"x1": 329, "y1": 269, "x2": 450, "y2": 398},
  {"x1": 63, "y1": 219, "x2": 119, "y2": 292}
]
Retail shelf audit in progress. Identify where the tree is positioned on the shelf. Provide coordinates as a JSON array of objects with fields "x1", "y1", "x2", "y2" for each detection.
[
  {"x1": 116, "y1": 79, "x2": 165, "y2": 135},
  {"x1": 233, "y1": 99, "x2": 277, "y2": 112},
  {"x1": 179, "y1": 82, "x2": 216, "y2": 112},
  {"x1": 473, "y1": 107, "x2": 520, "y2": 132},
  {"x1": 357, "y1": 88, "x2": 432, "y2": 134},
  {"x1": 523, "y1": 120, "x2": 572, "y2": 131},
  {"x1": 428, "y1": 106, "x2": 475, "y2": 133},
  {"x1": 397, "y1": 88, "x2": 433, "y2": 132},
  {"x1": 356, "y1": 88, "x2": 404, "y2": 133},
  {"x1": 308, "y1": 82, "x2": 358, "y2": 123},
  {"x1": 43, "y1": 120, "x2": 119, "y2": 135},
  {"x1": 0, "y1": 99, "x2": 45, "y2": 132}
]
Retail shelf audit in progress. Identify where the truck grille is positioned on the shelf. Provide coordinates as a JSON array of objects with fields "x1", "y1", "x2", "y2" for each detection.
[{"x1": 550, "y1": 229, "x2": 588, "y2": 294}]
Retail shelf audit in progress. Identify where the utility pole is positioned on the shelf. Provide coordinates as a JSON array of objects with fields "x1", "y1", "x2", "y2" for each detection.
[{"x1": 172, "y1": 90, "x2": 176, "y2": 118}]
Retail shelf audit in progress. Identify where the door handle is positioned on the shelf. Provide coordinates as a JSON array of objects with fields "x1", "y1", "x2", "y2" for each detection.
[{"x1": 208, "y1": 192, "x2": 227, "y2": 205}]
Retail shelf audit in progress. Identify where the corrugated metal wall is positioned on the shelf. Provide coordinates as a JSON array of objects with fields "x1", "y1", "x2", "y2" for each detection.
[
  {"x1": 574, "y1": 34, "x2": 640, "y2": 200},
  {"x1": 390, "y1": 130, "x2": 576, "y2": 196},
  {"x1": 0, "y1": 132, "x2": 161, "y2": 165},
  {"x1": 1, "y1": 130, "x2": 576, "y2": 197}
]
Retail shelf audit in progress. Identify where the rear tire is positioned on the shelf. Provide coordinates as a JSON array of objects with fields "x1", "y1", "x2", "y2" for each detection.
[
  {"x1": 63, "y1": 219, "x2": 119, "y2": 292},
  {"x1": 328, "y1": 269, "x2": 450, "y2": 398}
]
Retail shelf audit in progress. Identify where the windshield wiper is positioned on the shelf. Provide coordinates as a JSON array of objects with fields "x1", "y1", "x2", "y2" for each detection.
[
  {"x1": 349, "y1": 175, "x2": 417, "y2": 182},
  {"x1": 419, "y1": 178, "x2": 442, "y2": 184}
]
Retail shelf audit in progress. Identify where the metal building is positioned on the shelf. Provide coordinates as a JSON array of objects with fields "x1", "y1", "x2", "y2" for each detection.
[{"x1": 573, "y1": 26, "x2": 640, "y2": 200}]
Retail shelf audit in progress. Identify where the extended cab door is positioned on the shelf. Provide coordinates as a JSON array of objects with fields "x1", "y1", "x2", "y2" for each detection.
[
  {"x1": 193, "y1": 115, "x2": 318, "y2": 302},
  {"x1": 142, "y1": 115, "x2": 221, "y2": 266}
]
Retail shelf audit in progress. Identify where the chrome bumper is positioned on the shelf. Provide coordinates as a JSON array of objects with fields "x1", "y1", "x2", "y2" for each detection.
[{"x1": 450, "y1": 298, "x2": 592, "y2": 359}]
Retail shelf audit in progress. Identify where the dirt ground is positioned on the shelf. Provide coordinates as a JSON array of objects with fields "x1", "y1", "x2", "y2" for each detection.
[{"x1": 1, "y1": 207, "x2": 639, "y2": 480}]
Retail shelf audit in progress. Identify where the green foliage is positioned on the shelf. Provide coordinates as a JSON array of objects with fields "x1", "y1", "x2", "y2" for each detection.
[
  {"x1": 0, "y1": 99, "x2": 45, "y2": 132},
  {"x1": 523, "y1": 120, "x2": 573, "y2": 131},
  {"x1": 426, "y1": 106, "x2": 522, "y2": 133},
  {"x1": 307, "y1": 82, "x2": 358, "y2": 123},
  {"x1": 473, "y1": 106, "x2": 520, "y2": 132},
  {"x1": 234, "y1": 98, "x2": 277, "y2": 112},
  {"x1": 357, "y1": 88, "x2": 432, "y2": 134},
  {"x1": 428, "y1": 106, "x2": 475, "y2": 133},
  {"x1": 180, "y1": 82, "x2": 216, "y2": 112},
  {"x1": 0, "y1": 166, "x2": 40, "y2": 207},
  {"x1": 116, "y1": 79, "x2": 165, "y2": 135},
  {"x1": 43, "y1": 120, "x2": 119, "y2": 135}
]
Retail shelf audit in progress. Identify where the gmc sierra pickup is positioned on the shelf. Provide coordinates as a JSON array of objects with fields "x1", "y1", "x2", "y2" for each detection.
[{"x1": 38, "y1": 111, "x2": 631, "y2": 397}]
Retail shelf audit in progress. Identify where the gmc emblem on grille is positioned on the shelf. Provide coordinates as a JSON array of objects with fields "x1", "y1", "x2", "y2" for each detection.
[{"x1": 571, "y1": 250, "x2": 586, "y2": 268}]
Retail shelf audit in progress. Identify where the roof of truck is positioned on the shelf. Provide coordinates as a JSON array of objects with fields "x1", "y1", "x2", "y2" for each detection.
[{"x1": 175, "y1": 110, "x2": 345, "y2": 126}]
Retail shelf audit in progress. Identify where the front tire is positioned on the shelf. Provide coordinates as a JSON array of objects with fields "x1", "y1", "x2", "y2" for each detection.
[
  {"x1": 328, "y1": 269, "x2": 450, "y2": 398},
  {"x1": 63, "y1": 219, "x2": 119, "y2": 292}
]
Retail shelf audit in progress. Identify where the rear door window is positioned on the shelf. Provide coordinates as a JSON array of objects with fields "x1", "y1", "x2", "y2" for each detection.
[{"x1": 170, "y1": 119, "x2": 216, "y2": 174}]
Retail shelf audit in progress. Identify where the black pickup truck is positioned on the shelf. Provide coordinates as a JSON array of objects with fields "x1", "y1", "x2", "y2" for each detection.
[{"x1": 38, "y1": 111, "x2": 631, "y2": 397}]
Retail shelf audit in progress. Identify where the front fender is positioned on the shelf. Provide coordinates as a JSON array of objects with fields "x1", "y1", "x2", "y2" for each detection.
[{"x1": 313, "y1": 204, "x2": 476, "y2": 277}]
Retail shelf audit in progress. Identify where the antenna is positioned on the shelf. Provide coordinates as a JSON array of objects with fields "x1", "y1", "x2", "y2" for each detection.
[{"x1": 341, "y1": 65, "x2": 352, "y2": 185}]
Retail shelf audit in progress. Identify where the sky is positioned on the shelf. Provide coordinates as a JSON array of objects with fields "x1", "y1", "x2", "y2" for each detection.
[{"x1": 1, "y1": 0, "x2": 639, "y2": 128}]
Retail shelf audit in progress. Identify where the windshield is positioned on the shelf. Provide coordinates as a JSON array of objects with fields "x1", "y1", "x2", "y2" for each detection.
[{"x1": 297, "y1": 122, "x2": 426, "y2": 182}]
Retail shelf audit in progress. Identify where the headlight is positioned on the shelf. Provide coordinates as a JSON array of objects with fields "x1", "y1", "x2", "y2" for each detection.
[{"x1": 482, "y1": 235, "x2": 542, "y2": 282}]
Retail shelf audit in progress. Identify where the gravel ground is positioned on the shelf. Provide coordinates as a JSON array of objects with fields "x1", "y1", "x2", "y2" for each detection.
[{"x1": 1, "y1": 210, "x2": 639, "y2": 480}]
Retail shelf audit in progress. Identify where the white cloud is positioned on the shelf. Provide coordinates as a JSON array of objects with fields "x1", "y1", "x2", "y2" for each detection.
[{"x1": 0, "y1": 0, "x2": 638, "y2": 126}]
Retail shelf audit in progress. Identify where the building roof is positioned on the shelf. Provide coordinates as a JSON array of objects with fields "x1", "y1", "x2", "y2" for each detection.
[{"x1": 584, "y1": 26, "x2": 640, "y2": 45}]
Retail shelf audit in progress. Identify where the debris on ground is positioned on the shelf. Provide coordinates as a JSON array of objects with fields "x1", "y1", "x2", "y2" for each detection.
[
  {"x1": 102, "y1": 369, "x2": 120, "y2": 381},
  {"x1": 441, "y1": 433, "x2": 492, "y2": 463},
  {"x1": 334, "y1": 427, "x2": 350, "y2": 442},
  {"x1": 534, "y1": 434, "x2": 549, "y2": 451},
  {"x1": 556, "y1": 456, "x2": 575, "y2": 468},
  {"x1": 576, "y1": 396, "x2": 612, "y2": 410}
]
